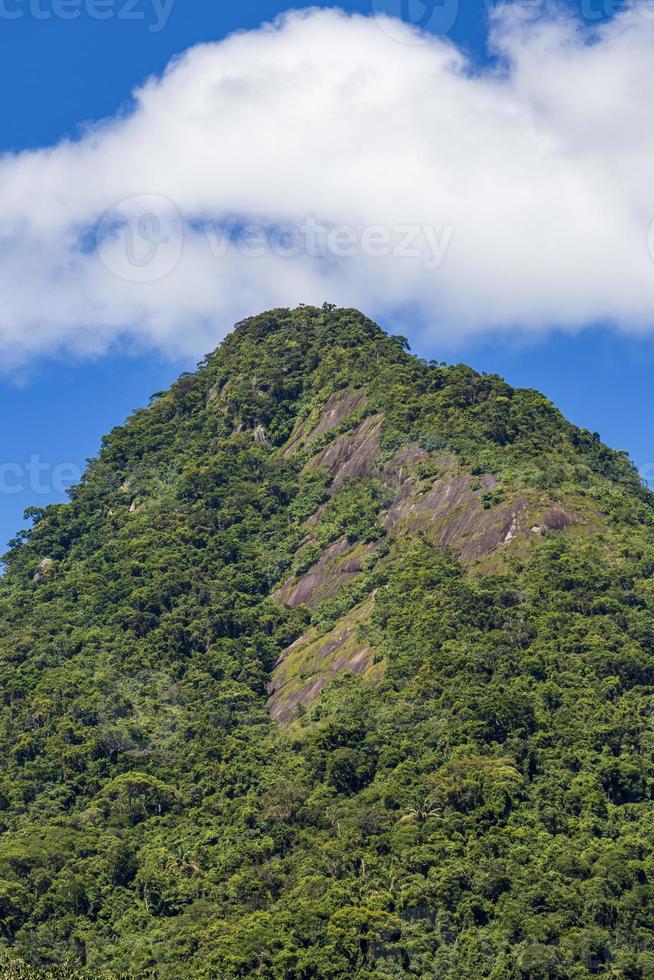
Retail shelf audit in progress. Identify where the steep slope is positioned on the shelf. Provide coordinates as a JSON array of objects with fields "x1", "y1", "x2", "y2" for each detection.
[{"x1": 0, "y1": 306, "x2": 653, "y2": 978}]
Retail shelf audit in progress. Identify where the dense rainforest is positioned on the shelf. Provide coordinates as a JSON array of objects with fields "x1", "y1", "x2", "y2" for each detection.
[{"x1": 0, "y1": 306, "x2": 653, "y2": 978}]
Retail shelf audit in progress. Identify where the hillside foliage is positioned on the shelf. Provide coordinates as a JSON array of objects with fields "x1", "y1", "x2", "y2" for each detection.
[{"x1": 0, "y1": 307, "x2": 653, "y2": 977}]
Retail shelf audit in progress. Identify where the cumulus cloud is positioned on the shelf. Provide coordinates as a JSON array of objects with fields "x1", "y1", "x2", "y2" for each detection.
[{"x1": 2, "y1": 3, "x2": 654, "y2": 364}]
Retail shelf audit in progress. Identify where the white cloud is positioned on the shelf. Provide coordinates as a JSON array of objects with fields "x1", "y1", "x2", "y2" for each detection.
[{"x1": 2, "y1": 4, "x2": 654, "y2": 364}]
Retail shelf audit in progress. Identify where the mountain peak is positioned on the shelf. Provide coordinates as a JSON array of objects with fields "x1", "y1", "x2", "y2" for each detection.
[{"x1": 0, "y1": 308, "x2": 653, "y2": 975}]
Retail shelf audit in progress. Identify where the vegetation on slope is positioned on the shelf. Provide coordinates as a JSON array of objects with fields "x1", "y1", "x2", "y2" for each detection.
[{"x1": 0, "y1": 306, "x2": 652, "y2": 977}]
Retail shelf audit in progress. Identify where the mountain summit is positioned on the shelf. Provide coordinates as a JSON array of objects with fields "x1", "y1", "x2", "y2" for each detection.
[{"x1": 1, "y1": 306, "x2": 653, "y2": 977}]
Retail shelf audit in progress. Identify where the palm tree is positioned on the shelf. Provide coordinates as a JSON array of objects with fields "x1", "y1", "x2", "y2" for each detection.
[{"x1": 397, "y1": 797, "x2": 442, "y2": 825}]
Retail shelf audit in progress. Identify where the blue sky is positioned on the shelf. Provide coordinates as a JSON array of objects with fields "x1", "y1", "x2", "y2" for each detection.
[{"x1": 0, "y1": 0, "x2": 650, "y2": 552}]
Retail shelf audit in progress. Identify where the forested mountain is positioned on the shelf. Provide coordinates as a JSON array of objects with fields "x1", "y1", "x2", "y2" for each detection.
[{"x1": 1, "y1": 306, "x2": 653, "y2": 978}]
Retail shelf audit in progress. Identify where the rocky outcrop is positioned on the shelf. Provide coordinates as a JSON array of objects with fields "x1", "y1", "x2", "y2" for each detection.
[
  {"x1": 308, "y1": 389, "x2": 368, "y2": 441},
  {"x1": 542, "y1": 508, "x2": 575, "y2": 532},
  {"x1": 269, "y1": 441, "x2": 580, "y2": 723},
  {"x1": 381, "y1": 444, "x2": 430, "y2": 489},
  {"x1": 267, "y1": 598, "x2": 381, "y2": 724},
  {"x1": 273, "y1": 537, "x2": 375, "y2": 610},
  {"x1": 33, "y1": 558, "x2": 55, "y2": 583},
  {"x1": 206, "y1": 378, "x2": 233, "y2": 413},
  {"x1": 253, "y1": 424, "x2": 270, "y2": 445},
  {"x1": 283, "y1": 388, "x2": 368, "y2": 457},
  {"x1": 381, "y1": 451, "x2": 577, "y2": 563},
  {"x1": 306, "y1": 413, "x2": 383, "y2": 489}
]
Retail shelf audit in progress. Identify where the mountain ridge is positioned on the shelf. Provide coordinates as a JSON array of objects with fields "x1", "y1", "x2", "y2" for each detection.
[{"x1": 0, "y1": 305, "x2": 653, "y2": 977}]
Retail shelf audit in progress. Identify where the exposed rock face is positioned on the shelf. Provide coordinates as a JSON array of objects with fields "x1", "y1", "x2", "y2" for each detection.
[
  {"x1": 306, "y1": 413, "x2": 383, "y2": 489},
  {"x1": 273, "y1": 537, "x2": 375, "y2": 610},
  {"x1": 253, "y1": 424, "x2": 270, "y2": 445},
  {"x1": 381, "y1": 452, "x2": 577, "y2": 563},
  {"x1": 33, "y1": 558, "x2": 55, "y2": 583},
  {"x1": 308, "y1": 388, "x2": 368, "y2": 441},
  {"x1": 543, "y1": 508, "x2": 574, "y2": 532},
  {"x1": 382, "y1": 444, "x2": 430, "y2": 489},
  {"x1": 267, "y1": 598, "x2": 381, "y2": 724},
  {"x1": 384, "y1": 470, "x2": 527, "y2": 562},
  {"x1": 206, "y1": 378, "x2": 233, "y2": 413},
  {"x1": 269, "y1": 438, "x2": 580, "y2": 723},
  {"x1": 283, "y1": 387, "x2": 368, "y2": 457}
]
